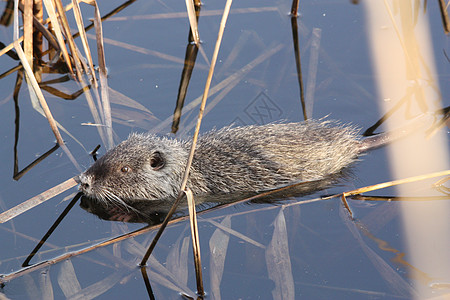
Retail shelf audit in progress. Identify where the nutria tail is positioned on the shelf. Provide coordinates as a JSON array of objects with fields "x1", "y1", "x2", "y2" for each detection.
[
  {"x1": 358, "y1": 113, "x2": 434, "y2": 153},
  {"x1": 359, "y1": 133, "x2": 391, "y2": 153}
]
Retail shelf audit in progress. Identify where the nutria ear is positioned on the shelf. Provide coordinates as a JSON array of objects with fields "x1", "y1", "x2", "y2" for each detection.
[{"x1": 150, "y1": 151, "x2": 165, "y2": 170}]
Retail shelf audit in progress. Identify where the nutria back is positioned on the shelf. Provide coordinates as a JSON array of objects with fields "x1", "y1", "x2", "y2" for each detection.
[{"x1": 79, "y1": 120, "x2": 362, "y2": 205}]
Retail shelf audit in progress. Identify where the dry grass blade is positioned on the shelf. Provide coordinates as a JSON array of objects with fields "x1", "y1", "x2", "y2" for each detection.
[
  {"x1": 13, "y1": 41, "x2": 65, "y2": 146},
  {"x1": 337, "y1": 170, "x2": 450, "y2": 218},
  {"x1": 0, "y1": 2, "x2": 78, "y2": 59},
  {"x1": 53, "y1": 0, "x2": 83, "y2": 81},
  {"x1": 42, "y1": 0, "x2": 75, "y2": 77},
  {"x1": 186, "y1": 189, "x2": 204, "y2": 296},
  {"x1": 209, "y1": 216, "x2": 231, "y2": 300},
  {"x1": 19, "y1": 3, "x2": 59, "y2": 51},
  {"x1": 0, "y1": 177, "x2": 78, "y2": 223},
  {"x1": 32, "y1": 1, "x2": 43, "y2": 59},
  {"x1": 72, "y1": 0, "x2": 98, "y2": 86},
  {"x1": 0, "y1": 0, "x2": 116, "y2": 58},
  {"x1": 23, "y1": 0, "x2": 33, "y2": 68},
  {"x1": 185, "y1": 0, "x2": 200, "y2": 45},
  {"x1": 14, "y1": 38, "x2": 81, "y2": 170},
  {"x1": 12, "y1": 1, "x2": 85, "y2": 169},
  {"x1": 265, "y1": 209, "x2": 295, "y2": 300},
  {"x1": 92, "y1": 1, "x2": 114, "y2": 149},
  {"x1": 350, "y1": 195, "x2": 450, "y2": 201},
  {"x1": 66, "y1": 1, "x2": 115, "y2": 149},
  {"x1": 80, "y1": 80, "x2": 108, "y2": 146},
  {"x1": 342, "y1": 170, "x2": 450, "y2": 197}
]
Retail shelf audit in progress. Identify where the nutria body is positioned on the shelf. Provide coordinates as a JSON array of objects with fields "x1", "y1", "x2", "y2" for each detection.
[{"x1": 79, "y1": 121, "x2": 372, "y2": 206}]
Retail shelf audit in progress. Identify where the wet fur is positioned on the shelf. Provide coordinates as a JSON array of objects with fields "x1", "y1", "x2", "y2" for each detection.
[{"x1": 79, "y1": 120, "x2": 362, "y2": 205}]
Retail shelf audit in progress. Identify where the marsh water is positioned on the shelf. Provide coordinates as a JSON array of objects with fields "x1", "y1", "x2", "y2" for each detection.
[{"x1": 0, "y1": 0, "x2": 449, "y2": 299}]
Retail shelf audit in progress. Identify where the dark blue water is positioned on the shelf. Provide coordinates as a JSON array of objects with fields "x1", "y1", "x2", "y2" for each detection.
[{"x1": 0, "y1": 0, "x2": 448, "y2": 298}]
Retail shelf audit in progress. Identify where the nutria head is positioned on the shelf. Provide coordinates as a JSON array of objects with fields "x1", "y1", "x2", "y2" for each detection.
[{"x1": 79, "y1": 133, "x2": 188, "y2": 206}]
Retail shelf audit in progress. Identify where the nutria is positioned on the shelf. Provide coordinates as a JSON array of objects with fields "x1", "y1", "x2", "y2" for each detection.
[{"x1": 78, "y1": 120, "x2": 386, "y2": 208}]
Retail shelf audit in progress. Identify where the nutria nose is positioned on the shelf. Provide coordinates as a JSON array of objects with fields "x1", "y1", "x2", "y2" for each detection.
[{"x1": 78, "y1": 173, "x2": 91, "y2": 191}]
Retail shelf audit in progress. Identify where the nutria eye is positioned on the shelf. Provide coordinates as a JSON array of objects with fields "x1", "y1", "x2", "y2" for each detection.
[
  {"x1": 150, "y1": 151, "x2": 165, "y2": 170},
  {"x1": 121, "y1": 166, "x2": 130, "y2": 173}
]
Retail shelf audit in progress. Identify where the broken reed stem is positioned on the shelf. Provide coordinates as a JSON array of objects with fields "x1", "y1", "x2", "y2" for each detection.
[
  {"x1": 186, "y1": 188, "x2": 204, "y2": 296},
  {"x1": 140, "y1": 0, "x2": 233, "y2": 266}
]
